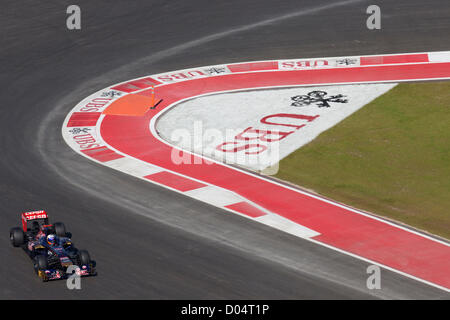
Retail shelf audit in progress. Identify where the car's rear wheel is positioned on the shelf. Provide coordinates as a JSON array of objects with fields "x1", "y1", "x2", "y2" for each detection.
[
  {"x1": 54, "y1": 222, "x2": 66, "y2": 237},
  {"x1": 10, "y1": 227, "x2": 25, "y2": 247}
]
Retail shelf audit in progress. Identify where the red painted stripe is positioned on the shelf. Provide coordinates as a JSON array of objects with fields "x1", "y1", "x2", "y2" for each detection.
[
  {"x1": 228, "y1": 61, "x2": 278, "y2": 73},
  {"x1": 67, "y1": 112, "x2": 101, "y2": 127},
  {"x1": 100, "y1": 62, "x2": 450, "y2": 289},
  {"x1": 111, "y1": 77, "x2": 162, "y2": 93},
  {"x1": 144, "y1": 171, "x2": 207, "y2": 192},
  {"x1": 81, "y1": 146, "x2": 124, "y2": 162},
  {"x1": 361, "y1": 54, "x2": 429, "y2": 65},
  {"x1": 225, "y1": 202, "x2": 267, "y2": 218}
]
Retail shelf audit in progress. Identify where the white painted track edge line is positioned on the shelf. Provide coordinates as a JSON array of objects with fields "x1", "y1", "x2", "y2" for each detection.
[{"x1": 306, "y1": 238, "x2": 450, "y2": 293}]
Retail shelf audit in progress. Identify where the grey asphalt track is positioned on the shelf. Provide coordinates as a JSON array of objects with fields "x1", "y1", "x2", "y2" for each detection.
[{"x1": 1, "y1": 0, "x2": 449, "y2": 299}]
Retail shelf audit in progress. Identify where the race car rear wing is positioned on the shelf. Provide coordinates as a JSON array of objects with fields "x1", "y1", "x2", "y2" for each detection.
[{"x1": 21, "y1": 210, "x2": 49, "y2": 232}]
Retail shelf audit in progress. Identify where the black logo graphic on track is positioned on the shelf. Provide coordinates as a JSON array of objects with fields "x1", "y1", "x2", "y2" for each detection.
[
  {"x1": 204, "y1": 67, "x2": 227, "y2": 75},
  {"x1": 69, "y1": 128, "x2": 91, "y2": 134},
  {"x1": 101, "y1": 90, "x2": 123, "y2": 98},
  {"x1": 291, "y1": 91, "x2": 348, "y2": 108},
  {"x1": 336, "y1": 58, "x2": 358, "y2": 66}
]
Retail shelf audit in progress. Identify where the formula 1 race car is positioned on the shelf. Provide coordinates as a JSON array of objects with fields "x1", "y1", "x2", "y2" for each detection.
[{"x1": 9, "y1": 210, "x2": 96, "y2": 282}]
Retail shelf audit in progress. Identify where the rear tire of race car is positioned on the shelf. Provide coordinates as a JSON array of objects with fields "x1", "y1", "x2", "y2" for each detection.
[
  {"x1": 54, "y1": 222, "x2": 66, "y2": 237},
  {"x1": 10, "y1": 227, "x2": 25, "y2": 247},
  {"x1": 78, "y1": 250, "x2": 91, "y2": 266}
]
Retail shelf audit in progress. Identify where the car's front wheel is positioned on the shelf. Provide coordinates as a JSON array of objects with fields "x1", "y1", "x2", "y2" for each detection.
[
  {"x1": 35, "y1": 255, "x2": 48, "y2": 270},
  {"x1": 34, "y1": 255, "x2": 49, "y2": 282},
  {"x1": 78, "y1": 250, "x2": 91, "y2": 266}
]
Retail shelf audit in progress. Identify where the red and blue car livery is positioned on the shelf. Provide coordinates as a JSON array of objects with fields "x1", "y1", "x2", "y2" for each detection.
[{"x1": 10, "y1": 210, "x2": 96, "y2": 282}]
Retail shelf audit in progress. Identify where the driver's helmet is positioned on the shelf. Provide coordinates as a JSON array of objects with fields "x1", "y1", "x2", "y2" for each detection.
[{"x1": 47, "y1": 234, "x2": 56, "y2": 246}]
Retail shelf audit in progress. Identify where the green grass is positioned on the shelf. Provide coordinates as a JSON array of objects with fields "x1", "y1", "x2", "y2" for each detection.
[{"x1": 274, "y1": 81, "x2": 450, "y2": 239}]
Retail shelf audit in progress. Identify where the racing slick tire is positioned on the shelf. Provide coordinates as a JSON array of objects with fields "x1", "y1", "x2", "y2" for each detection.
[
  {"x1": 10, "y1": 227, "x2": 25, "y2": 247},
  {"x1": 78, "y1": 250, "x2": 91, "y2": 266},
  {"x1": 35, "y1": 255, "x2": 48, "y2": 270},
  {"x1": 34, "y1": 255, "x2": 49, "y2": 282},
  {"x1": 54, "y1": 222, "x2": 66, "y2": 237}
]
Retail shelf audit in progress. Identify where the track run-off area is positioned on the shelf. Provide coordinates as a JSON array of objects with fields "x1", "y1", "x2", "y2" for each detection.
[{"x1": 63, "y1": 51, "x2": 450, "y2": 292}]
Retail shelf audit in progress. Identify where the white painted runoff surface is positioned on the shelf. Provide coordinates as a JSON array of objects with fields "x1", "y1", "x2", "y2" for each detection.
[{"x1": 157, "y1": 83, "x2": 396, "y2": 171}]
